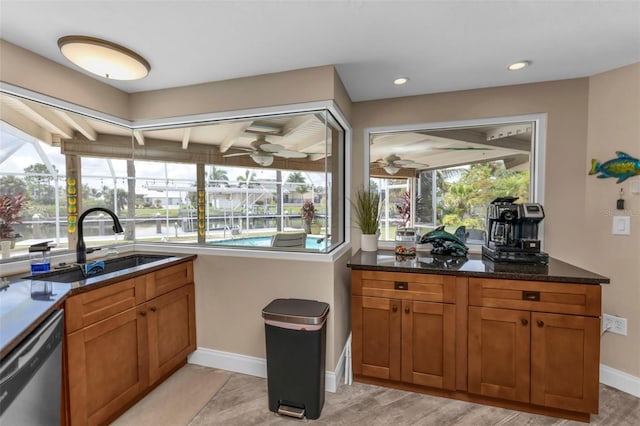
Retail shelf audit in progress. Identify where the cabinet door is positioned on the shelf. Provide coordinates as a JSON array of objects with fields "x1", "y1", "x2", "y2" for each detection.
[
  {"x1": 145, "y1": 283, "x2": 197, "y2": 385},
  {"x1": 401, "y1": 300, "x2": 456, "y2": 390},
  {"x1": 531, "y1": 312, "x2": 600, "y2": 413},
  {"x1": 468, "y1": 307, "x2": 530, "y2": 403},
  {"x1": 352, "y1": 295, "x2": 401, "y2": 381},
  {"x1": 67, "y1": 308, "x2": 147, "y2": 426}
]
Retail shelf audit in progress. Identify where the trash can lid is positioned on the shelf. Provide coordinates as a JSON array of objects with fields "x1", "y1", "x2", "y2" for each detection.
[{"x1": 262, "y1": 298, "x2": 330, "y2": 325}]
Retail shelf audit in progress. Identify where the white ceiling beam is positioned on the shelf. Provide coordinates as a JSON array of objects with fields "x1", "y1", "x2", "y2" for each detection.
[
  {"x1": 2, "y1": 96, "x2": 73, "y2": 139},
  {"x1": 486, "y1": 124, "x2": 532, "y2": 141},
  {"x1": 219, "y1": 121, "x2": 253, "y2": 153},
  {"x1": 1, "y1": 108, "x2": 53, "y2": 144},
  {"x1": 133, "y1": 130, "x2": 145, "y2": 145},
  {"x1": 291, "y1": 137, "x2": 327, "y2": 153},
  {"x1": 282, "y1": 115, "x2": 316, "y2": 136},
  {"x1": 53, "y1": 110, "x2": 97, "y2": 141},
  {"x1": 182, "y1": 128, "x2": 191, "y2": 150},
  {"x1": 308, "y1": 153, "x2": 327, "y2": 162}
]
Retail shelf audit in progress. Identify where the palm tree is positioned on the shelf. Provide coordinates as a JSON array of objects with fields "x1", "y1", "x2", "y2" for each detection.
[
  {"x1": 237, "y1": 170, "x2": 257, "y2": 188},
  {"x1": 287, "y1": 172, "x2": 309, "y2": 199},
  {"x1": 208, "y1": 166, "x2": 229, "y2": 187}
]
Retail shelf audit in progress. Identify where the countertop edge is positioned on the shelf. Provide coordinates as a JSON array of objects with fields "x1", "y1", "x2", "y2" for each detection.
[
  {"x1": 347, "y1": 251, "x2": 610, "y2": 285},
  {"x1": 347, "y1": 263, "x2": 608, "y2": 285}
]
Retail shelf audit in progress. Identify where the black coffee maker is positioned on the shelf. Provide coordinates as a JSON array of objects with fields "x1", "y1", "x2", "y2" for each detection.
[{"x1": 482, "y1": 196, "x2": 549, "y2": 263}]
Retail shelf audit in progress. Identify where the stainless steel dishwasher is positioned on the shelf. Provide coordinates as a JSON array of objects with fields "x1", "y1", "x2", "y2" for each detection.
[{"x1": 0, "y1": 309, "x2": 64, "y2": 425}]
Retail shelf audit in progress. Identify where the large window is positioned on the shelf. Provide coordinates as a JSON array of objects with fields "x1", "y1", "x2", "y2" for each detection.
[
  {"x1": 0, "y1": 91, "x2": 346, "y2": 259},
  {"x1": 367, "y1": 116, "x2": 543, "y2": 245}
]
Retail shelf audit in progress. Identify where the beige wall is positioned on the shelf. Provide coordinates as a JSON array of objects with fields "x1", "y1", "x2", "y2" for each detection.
[
  {"x1": 584, "y1": 63, "x2": 640, "y2": 378},
  {"x1": 193, "y1": 253, "x2": 340, "y2": 368},
  {"x1": 129, "y1": 65, "x2": 340, "y2": 120},
  {"x1": 0, "y1": 40, "x2": 129, "y2": 119}
]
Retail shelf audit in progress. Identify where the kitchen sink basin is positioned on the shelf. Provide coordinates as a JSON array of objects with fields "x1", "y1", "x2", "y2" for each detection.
[{"x1": 24, "y1": 254, "x2": 174, "y2": 283}]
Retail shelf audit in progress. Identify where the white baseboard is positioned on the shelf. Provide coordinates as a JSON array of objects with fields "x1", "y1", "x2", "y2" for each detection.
[
  {"x1": 600, "y1": 364, "x2": 640, "y2": 398},
  {"x1": 188, "y1": 344, "x2": 348, "y2": 393}
]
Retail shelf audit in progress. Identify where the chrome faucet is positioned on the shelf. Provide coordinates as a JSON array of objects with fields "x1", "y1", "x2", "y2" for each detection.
[{"x1": 76, "y1": 207, "x2": 124, "y2": 264}]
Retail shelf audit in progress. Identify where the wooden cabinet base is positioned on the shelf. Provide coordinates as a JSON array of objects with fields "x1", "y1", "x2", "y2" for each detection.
[{"x1": 353, "y1": 375, "x2": 592, "y2": 423}]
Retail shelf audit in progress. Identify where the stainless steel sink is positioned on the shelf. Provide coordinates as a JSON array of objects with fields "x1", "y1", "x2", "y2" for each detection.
[{"x1": 24, "y1": 254, "x2": 174, "y2": 283}]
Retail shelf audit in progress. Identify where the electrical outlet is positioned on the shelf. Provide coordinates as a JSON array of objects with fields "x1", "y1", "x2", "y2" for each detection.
[{"x1": 603, "y1": 313, "x2": 628, "y2": 336}]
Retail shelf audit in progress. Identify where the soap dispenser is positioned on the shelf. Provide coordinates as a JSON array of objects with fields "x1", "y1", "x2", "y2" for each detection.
[{"x1": 29, "y1": 241, "x2": 52, "y2": 274}]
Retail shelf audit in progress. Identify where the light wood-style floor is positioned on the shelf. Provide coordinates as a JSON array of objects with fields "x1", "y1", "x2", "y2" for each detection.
[{"x1": 189, "y1": 372, "x2": 639, "y2": 425}]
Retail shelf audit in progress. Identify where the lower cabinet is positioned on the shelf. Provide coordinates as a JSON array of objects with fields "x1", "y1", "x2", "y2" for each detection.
[
  {"x1": 468, "y1": 307, "x2": 600, "y2": 413},
  {"x1": 351, "y1": 270, "x2": 457, "y2": 391},
  {"x1": 351, "y1": 270, "x2": 603, "y2": 421},
  {"x1": 145, "y1": 284, "x2": 197, "y2": 386},
  {"x1": 467, "y1": 277, "x2": 601, "y2": 416},
  {"x1": 67, "y1": 308, "x2": 147, "y2": 426},
  {"x1": 65, "y1": 261, "x2": 196, "y2": 425}
]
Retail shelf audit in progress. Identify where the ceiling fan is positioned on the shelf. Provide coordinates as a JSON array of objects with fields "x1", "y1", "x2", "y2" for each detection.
[
  {"x1": 374, "y1": 154, "x2": 428, "y2": 175},
  {"x1": 223, "y1": 135, "x2": 307, "y2": 166}
]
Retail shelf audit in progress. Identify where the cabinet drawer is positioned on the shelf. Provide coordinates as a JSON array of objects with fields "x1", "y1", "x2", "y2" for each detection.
[
  {"x1": 469, "y1": 278, "x2": 601, "y2": 316},
  {"x1": 145, "y1": 261, "x2": 193, "y2": 300},
  {"x1": 352, "y1": 270, "x2": 455, "y2": 303},
  {"x1": 65, "y1": 276, "x2": 146, "y2": 333}
]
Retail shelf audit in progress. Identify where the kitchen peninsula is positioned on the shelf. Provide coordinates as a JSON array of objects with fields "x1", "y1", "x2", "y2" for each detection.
[{"x1": 348, "y1": 250, "x2": 609, "y2": 422}]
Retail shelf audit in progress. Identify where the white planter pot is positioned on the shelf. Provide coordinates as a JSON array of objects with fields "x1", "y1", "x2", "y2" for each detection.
[{"x1": 360, "y1": 234, "x2": 378, "y2": 252}]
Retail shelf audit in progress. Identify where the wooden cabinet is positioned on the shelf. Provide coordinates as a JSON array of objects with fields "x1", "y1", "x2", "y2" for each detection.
[
  {"x1": 64, "y1": 260, "x2": 196, "y2": 425},
  {"x1": 66, "y1": 308, "x2": 147, "y2": 426},
  {"x1": 351, "y1": 270, "x2": 456, "y2": 390},
  {"x1": 350, "y1": 268, "x2": 603, "y2": 421},
  {"x1": 145, "y1": 284, "x2": 196, "y2": 386},
  {"x1": 467, "y1": 278, "x2": 601, "y2": 414}
]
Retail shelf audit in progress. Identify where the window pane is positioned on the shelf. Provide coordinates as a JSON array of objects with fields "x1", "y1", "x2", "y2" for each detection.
[
  {"x1": 0, "y1": 122, "x2": 67, "y2": 257},
  {"x1": 134, "y1": 160, "x2": 197, "y2": 244},
  {"x1": 370, "y1": 120, "x2": 534, "y2": 242}
]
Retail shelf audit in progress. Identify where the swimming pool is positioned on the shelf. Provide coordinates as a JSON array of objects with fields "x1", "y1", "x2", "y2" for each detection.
[{"x1": 210, "y1": 235, "x2": 328, "y2": 250}]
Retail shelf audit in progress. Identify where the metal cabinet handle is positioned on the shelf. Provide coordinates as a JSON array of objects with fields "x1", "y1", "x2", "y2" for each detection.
[
  {"x1": 404, "y1": 307, "x2": 410, "y2": 314},
  {"x1": 537, "y1": 320, "x2": 544, "y2": 327},
  {"x1": 139, "y1": 311, "x2": 147, "y2": 317},
  {"x1": 392, "y1": 305, "x2": 398, "y2": 312},
  {"x1": 521, "y1": 319, "x2": 528, "y2": 326},
  {"x1": 150, "y1": 306, "x2": 157, "y2": 312}
]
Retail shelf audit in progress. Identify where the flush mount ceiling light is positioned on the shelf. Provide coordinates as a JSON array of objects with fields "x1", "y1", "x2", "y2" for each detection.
[
  {"x1": 58, "y1": 36, "x2": 150, "y2": 80},
  {"x1": 507, "y1": 60, "x2": 531, "y2": 71},
  {"x1": 383, "y1": 165, "x2": 401, "y2": 175},
  {"x1": 393, "y1": 77, "x2": 409, "y2": 85}
]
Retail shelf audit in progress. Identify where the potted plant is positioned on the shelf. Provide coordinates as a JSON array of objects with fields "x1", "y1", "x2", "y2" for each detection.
[
  {"x1": 0, "y1": 192, "x2": 28, "y2": 248},
  {"x1": 301, "y1": 199, "x2": 315, "y2": 234},
  {"x1": 351, "y1": 187, "x2": 381, "y2": 251}
]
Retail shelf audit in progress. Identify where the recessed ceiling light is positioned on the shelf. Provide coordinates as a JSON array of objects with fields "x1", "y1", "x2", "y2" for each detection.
[
  {"x1": 508, "y1": 61, "x2": 531, "y2": 71},
  {"x1": 58, "y1": 35, "x2": 150, "y2": 80},
  {"x1": 393, "y1": 77, "x2": 409, "y2": 85}
]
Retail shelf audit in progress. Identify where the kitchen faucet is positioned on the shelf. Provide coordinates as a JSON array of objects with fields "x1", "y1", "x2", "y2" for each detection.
[{"x1": 76, "y1": 207, "x2": 124, "y2": 264}]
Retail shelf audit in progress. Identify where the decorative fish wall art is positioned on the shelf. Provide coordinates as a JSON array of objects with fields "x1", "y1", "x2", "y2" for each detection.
[{"x1": 589, "y1": 151, "x2": 640, "y2": 183}]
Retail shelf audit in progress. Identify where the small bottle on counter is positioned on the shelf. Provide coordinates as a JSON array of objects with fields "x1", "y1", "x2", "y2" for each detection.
[{"x1": 29, "y1": 241, "x2": 52, "y2": 274}]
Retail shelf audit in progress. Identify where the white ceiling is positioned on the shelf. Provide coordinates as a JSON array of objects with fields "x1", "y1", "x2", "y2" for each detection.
[{"x1": 1, "y1": 1, "x2": 639, "y2": 102}]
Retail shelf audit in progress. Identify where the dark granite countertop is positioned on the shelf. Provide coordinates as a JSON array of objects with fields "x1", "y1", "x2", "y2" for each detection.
[
  {"x1": 348, "y1": 250, "x2": 609, "y2": 285},
  {"x1": 0, "y1": 280, "x2": 70, "y2": 359},
  {"x1": 0, "y1": 253, "x2": 196, "y2": 359}
]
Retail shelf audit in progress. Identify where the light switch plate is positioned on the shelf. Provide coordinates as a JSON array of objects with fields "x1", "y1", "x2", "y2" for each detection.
[
  {"x1": 612, "y1": 216, "x2": 631, "y2": 235},
  {"x1": 631, "y1": 180, "x2": 640, "y2": 195}
]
